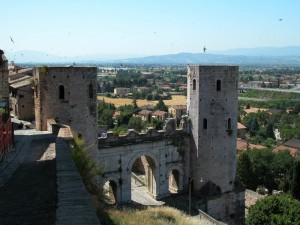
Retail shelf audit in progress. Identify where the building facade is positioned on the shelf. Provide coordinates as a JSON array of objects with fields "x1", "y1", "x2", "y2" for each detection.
[
  {"x1": 168, "y1": 105, "x2": 187, "y2": 120},
  {"x1": 34, "y1": 66, "x2": 98, "y2": 155},
  {"x1": 114, "y1": 87, "x2": 130, "y2": 97},
  {"x1": 10, "y1": 76, "x2": 34, "y2": 121}
]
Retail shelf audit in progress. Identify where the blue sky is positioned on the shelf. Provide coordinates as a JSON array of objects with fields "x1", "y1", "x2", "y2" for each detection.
[{"x1": 1, "y1": 0, "x2": 300, "y2": 56}]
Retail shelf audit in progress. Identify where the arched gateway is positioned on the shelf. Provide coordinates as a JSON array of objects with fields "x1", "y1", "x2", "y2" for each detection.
[{"x1": 98, "y1": 125, "x2": 187, "y2": 204}]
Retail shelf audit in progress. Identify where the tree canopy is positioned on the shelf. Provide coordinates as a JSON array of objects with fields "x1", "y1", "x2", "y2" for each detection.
[
  {"x1": 237, "y1": 149, "x2": 295, "y2": 194},
  {"x1": 246, "y1": 194, "x2": 300, "y2": 225}
]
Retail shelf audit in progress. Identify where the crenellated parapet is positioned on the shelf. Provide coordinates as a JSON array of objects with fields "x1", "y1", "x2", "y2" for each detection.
[{"x1": 98, "y1": 118, "x2": 190, "y2": 148}]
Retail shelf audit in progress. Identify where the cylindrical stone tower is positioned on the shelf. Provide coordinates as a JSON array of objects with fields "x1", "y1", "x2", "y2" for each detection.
[{"x1": 187, "y1": 65, "x2": 239, "y2": 193}]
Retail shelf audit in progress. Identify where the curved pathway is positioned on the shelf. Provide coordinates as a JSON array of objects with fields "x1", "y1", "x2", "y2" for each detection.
[{"x1": 0, "y1": 137, "x2": 56, "y2": 225}]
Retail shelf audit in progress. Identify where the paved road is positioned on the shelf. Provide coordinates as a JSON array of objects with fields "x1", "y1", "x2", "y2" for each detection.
[
  {"x1": 131, "y1": 180, "x2": 164, "y2": 206},
  {"x1": 0, "y1": 138, "x2": 56, "y2": 225},
  {"x1": 240, "y1": 86, "x2": 300, "y2": 93}
]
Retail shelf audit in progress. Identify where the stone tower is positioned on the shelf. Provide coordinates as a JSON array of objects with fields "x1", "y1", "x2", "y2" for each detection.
[
  {"x1": 34, "y1": 66, "x2": 98, "y2": 155},
  {"x1": 187, "y1": 65, "x2": 244, "y2": 224},
  {"x1": 0, "y1": 50, "x2": 9, "y2": 100}
]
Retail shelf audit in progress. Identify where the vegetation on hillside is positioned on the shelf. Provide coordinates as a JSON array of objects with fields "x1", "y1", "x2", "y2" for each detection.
[
  {"x1": 240, "y1": 90, "x2": 300, "y2": 100},
  {"x1": 237, "y1": 149, "x2": 299, "y2": 196},
  {"x1": 70, "y1": 134, "x2": 107, "y2": 203},
  {"x1": 246, "y1": 194, "x2": 300, "y2": 225},
  {"x1": 240, "y1": 104, "x2": 300, "y2": 144},
  {"x1": 98, "y1": 97, "x2": 168, "y2": 134}
]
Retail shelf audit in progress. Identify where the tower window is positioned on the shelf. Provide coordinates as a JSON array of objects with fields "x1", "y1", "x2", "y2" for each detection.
[
  {"x1": 227, "y1": 118, "x2": 232, "y2": 130},
  {"x1": 193, "y1": 79, "x2": 196, "y2": 90},
  {"x1": 203, "y1": 118, "x2": 207, "y2": 129},
  {"x1": 89, "y1": 84, "x2": 93, "y2": 98},
  {"x1": 35, "y1": 84, "x2": 38, "y2": 98},
  {"x1": 217, "y1": 80, "x2": 221, "y2": 91},
  {"x1": 59, "y1": 85, "x2": 65, "y2": 100}
]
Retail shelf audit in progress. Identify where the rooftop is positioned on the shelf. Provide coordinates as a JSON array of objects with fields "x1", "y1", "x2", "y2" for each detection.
[
  {"x1": 170, "y1": 105, "x2": 187, "y2": 110},
  {"x1": 283, "y1": 138, "x2": 300, "y2": 149}
]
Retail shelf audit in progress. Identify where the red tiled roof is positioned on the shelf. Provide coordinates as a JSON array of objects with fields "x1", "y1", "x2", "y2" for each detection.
[
  {"x1": 272, "y1": 145, "x2": 298, "y2": 157},
  {"x1": 237, "y1": 138, "x2": 266, "y2": 152},
  {"x1": 113, "y1": 111, "x2": 121, "y2": 118},
  {"x1": 170, "y1": 105, "x2": 187, "y2": 110},
  {"x1": 237, "y1": 122, "x2": 246, "y2": 129},
  {"x1": 152, "y1": 110, "x2": 167, "y2": 116},
  {"x1": 138, "y1": 110, "x2": 152, "y2": 116}
]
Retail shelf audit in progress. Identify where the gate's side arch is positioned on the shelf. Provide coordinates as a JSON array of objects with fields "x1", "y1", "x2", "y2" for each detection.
[
  {"x1": 166, "y1": 165, "x2": 184, "y2": 194},
  {"x1": 99, "y1": 175, "x2": 121, "y2": 203}
]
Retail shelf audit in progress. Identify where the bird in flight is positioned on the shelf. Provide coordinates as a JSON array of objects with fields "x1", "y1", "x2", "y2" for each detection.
[
  {"x1": 279, "y1": 18, "x2": 283, "y2": 21},
  {"x1": 10, "y1": 36, "x2": 14, "y2": 44},
  {"x1": 203, "y1": 46, "x2": 207, "y2": 53}
]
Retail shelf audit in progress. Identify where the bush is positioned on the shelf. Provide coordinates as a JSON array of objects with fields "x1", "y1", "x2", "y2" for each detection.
[{"x1": 246, "y1": 194, "x2": 300, "y2": 225}]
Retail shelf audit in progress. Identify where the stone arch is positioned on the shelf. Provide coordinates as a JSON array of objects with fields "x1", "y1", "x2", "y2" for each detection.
[
  {"x1": 103, "y1": 180, "x2": 118, "y2": 204},
  {"x1": 127, "y1": 151, "x2": 159, "y2": 172},
  {"x1": 166, "y1": 165, "x2": 184, "y2": 193},
  {"x1": 127, "y1": 151, "x2": 159, "y2": 197},
  {"x1": 100, "y1": 175, "x2": 120, "y2": 203}
]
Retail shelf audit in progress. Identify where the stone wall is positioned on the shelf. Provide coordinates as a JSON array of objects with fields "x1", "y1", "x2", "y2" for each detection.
[
  {"x1": 0, "y1": 50, "x2": 9, "y2": 99},
  {"x1": 56, "y1": 127, "x2": 100, "y2": 225},
  {"x1": 10, "y1": 84, "x2": 34, "y2": 120},
  {"x1": 206, "y1": 191, "x2": 245, "y2": 225}
]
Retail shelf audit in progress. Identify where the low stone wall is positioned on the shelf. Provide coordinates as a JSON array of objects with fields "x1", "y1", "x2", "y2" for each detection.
[
  {"x1": 98, "y1": 118, "x2": 189, "y2": 148},
  {"x1": 199, "y1": 210, "x2": 226, "y2": 225},
  {"x1": 55, "y1": 127, "x2": 100, "y2": 225}
]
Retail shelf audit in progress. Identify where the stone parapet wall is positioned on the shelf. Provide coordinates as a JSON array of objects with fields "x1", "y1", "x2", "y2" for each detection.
[
  {"x1": 56, "y1": 127, "x2": 100, "y2": 225},
  {"x1": 99, "y1": 118, "x2": 189, "y2": 148}
]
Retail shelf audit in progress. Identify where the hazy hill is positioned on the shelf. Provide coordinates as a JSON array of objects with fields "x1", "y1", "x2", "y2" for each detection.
[{"x1": 4, "y1": 46, "x2": 300, "y2": 65}]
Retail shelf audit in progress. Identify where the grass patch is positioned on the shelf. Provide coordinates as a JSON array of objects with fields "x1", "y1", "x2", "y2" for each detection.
[{"x1": 103, "y1": 206, "x2": 204, "y2": 225}]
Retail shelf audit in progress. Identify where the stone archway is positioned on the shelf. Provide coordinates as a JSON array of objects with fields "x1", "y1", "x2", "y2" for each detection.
[
  {"x1": 166, "y1": 165, "x2": 184, "y2": 195},
  {"x1": 128, "y1": 152, "x2": 160, "y2": 202},
  {"x1": 131, "y1": 155, "x2": 156, "y2": 195},
  {"x1": 168, "y1": 169, "x2": 180, "y2": 193},
  {"x1": 103, "y1": 180, "x2": 118, "y2": 204}
]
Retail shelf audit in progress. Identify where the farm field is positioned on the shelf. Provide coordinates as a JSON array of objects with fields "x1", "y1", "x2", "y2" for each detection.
[{"x1": 97, "y1": 95, "x2": 187, "y2": 107}]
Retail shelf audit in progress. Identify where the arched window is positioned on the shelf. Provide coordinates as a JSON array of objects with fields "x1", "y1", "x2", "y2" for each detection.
[
  {"x1": 193, "y1": 79, "x2": 196, "y2": 90},
  {"x1": 227, "y1": 118, "x2": 232, "y2": 130},
  {"x1": 89, "y1": 84, "x2": 93, "y2": 99},
  {"x1": 217, "y1": 80, "x2": 221, "y2": 91},
  {"x1": 203, "y1": 118, "x2": 207, "y2": 129},
  {"x1": 59, "y1": 85, "x2": 65, "y2": 100}
]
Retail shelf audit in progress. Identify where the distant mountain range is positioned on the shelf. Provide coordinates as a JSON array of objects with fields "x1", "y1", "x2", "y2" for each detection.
[{"x1": 4, "y1": 46, "x2": 300, "y2": 65}]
